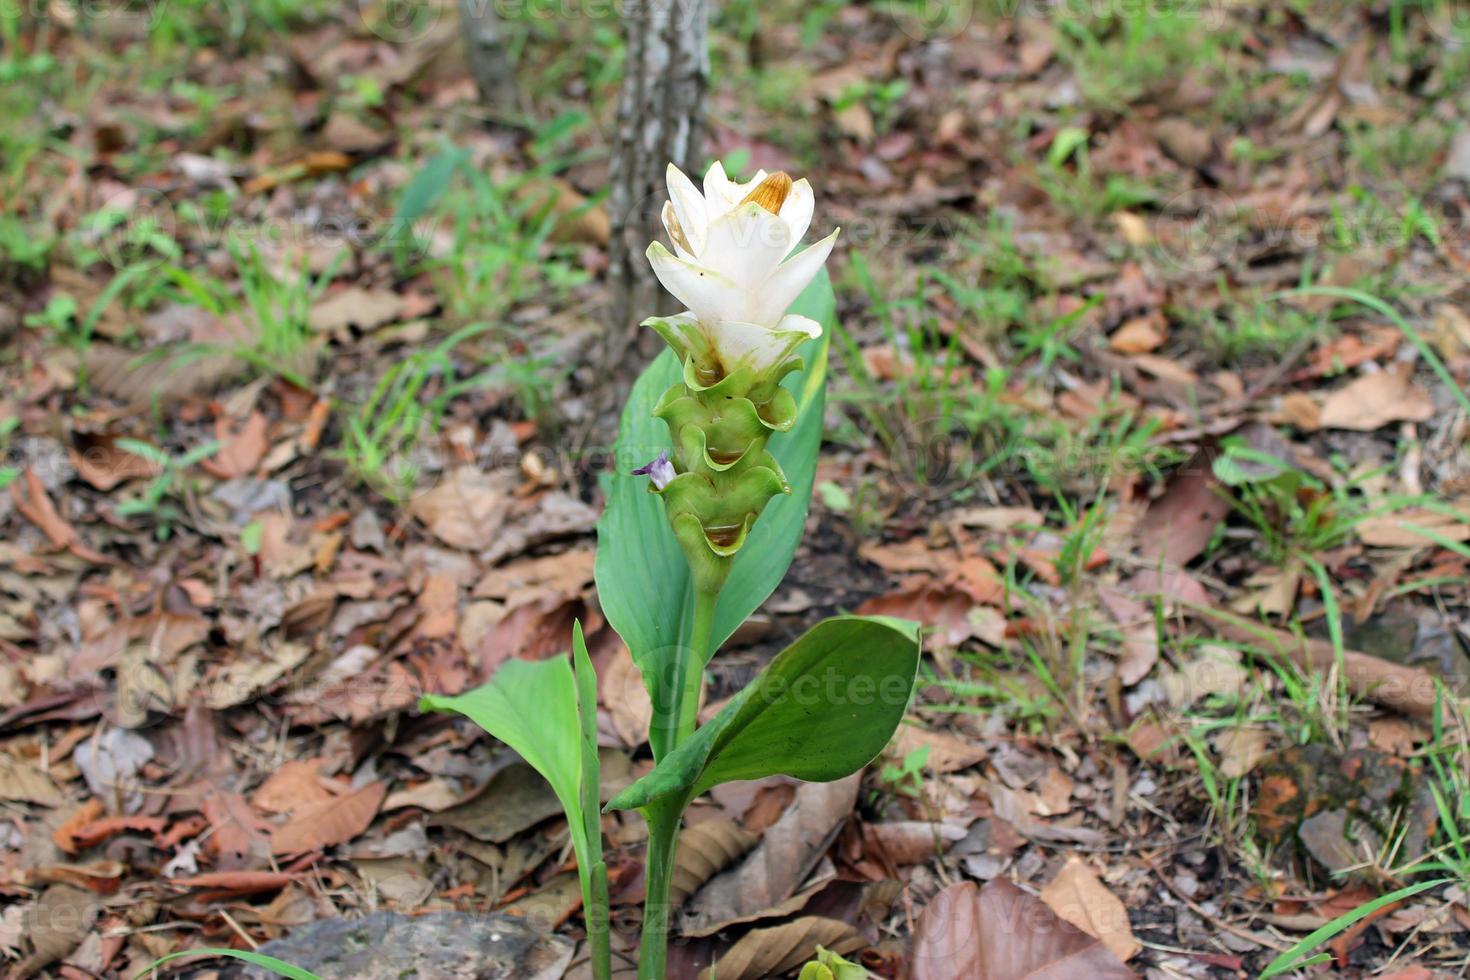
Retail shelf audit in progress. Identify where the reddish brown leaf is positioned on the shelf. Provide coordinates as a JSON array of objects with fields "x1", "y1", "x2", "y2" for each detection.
[
  {"x1": 200, "y1": 411, "x2": 268, "y2": 478},
  {"x1": 270, "y1": 780, "x2": 386, "y2": 856},
  {"x1": 1135, "y1": 452, "x2": 1229, "y2": 567},
  {"x1": 909, "y1": 879, "x2": 1137, "y2": 980}
]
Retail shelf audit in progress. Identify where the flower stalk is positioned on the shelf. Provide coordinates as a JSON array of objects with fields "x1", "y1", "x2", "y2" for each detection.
[{"x1": 630, "y1": 162, "x2": 838, "y2": 979}]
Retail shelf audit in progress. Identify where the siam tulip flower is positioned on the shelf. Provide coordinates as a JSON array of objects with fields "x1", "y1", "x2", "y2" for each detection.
[
  {"x1": 631, "y1": 450, "x2": 675, "y2": 490},
  {"x1": 645, "y1": 163, "x2": 839, "y2": 380}
]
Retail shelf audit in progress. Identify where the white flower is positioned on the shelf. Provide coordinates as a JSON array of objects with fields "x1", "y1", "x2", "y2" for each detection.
[{"x1": 645, "y1": 163, "x2": 838, "y2": 377}]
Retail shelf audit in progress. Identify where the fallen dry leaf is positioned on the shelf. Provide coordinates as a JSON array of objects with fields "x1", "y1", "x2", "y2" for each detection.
[
  {"x1": 683, "y1": 775, "x2": 859, "y2": 936},
  {"x1": 670, "y1": 818, "x2": 758, "y2": 909},
  {"x1": 14, "y1": 885, "x2": 98, "y2": 977},
  {"x1": 1215, "y1": 727, "x2": 1270, "y2": 778},
  {"x1": 409, "y1": 468, "x2": 513, "y2": 551},
  {"x1": 1040, "y1": 856, "x2": 1141, "y2": 962},
  {"x1": 909, "y1": 879, "x2": 1136, "y2": 980},
  {"x1": 1109, "y1": 314, "x2": 1167, "y2": 354},
  {"x1": 1318, "y1": 363, "x2": 1434, "y2": 431},
  {"x1": 271, "y1": 780, "x2": 386, "y2": 855},
  {"x1": 888, "y1": 723, "x2": 986, "y2": 774},
  {"x1": 307, "y1": 286, "x2": 406, "y2": 334},
  {"x1": 0, "y1": 755, "x2": 66, "y2": 807},
  {"x1": 698, "y1": 916, "x2": 864, "y2": 980},
  {"x1": 200, "y1": 411, "x2": 268, "y2": 478},
  {"x1": 1356, "y1": 502, "x2": 1470, "y2": 548},
  {"x1": 1135, "y1": 451, "x2": 1230, "y2": 567}
]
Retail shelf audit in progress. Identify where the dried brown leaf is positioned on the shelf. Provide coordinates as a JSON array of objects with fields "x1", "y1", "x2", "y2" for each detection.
[
  {"x1": 698, "y1": 916, "x2": 864, "y2": 980},
  {"x1": 909, "y1": 879, "x2": 1137, "y2": 980},
  {"x1": 1039, "y1": 856, "x2": 1141, "y2": 962},
  {"x1": 683, "y1": 775, "x2": 859, "y2": 936},
  {"x1": 271, "y1": 780, "x2": 386, "y2": 855},
  {"x1": 1319, "y1": 364, "x2": 1434, "y2": 431},
  {"x1": 671, "y1": 819, "x2": 759, "y2": 909},
  {"x1": 409, "y1": 468, "x2": 512, "y2": 551}
]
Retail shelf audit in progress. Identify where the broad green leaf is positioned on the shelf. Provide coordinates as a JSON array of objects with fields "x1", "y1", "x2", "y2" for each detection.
[
  {"x1": 606, "y1": 616, "x2": 921, "y2": 811},
  {"x1": 595, "y1": 273, "x2": 833, "y2": 715},
  {"x1": 420, "y1": 657, "x2": 594, "y2": 876},
  {"x1": 136, "y1": 949, "x2": 322, "y2": 979}
]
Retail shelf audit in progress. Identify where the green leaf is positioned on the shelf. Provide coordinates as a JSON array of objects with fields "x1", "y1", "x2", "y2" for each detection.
[
  {"x1": 606, "y1": 616, "x2": 921, "y2": 812},
  {"x1": 1257, "y1": 878, "x2": 1447, "y2": 980},
  {"x1": 420, "y1": 656, "x2": 593, "y2": 877},
  {"x1": 135, "y1": 949, "x2": 323, "y2": 979},
  {"x1": 595, "y1": 272, "x2": 833, "y2": 694}
]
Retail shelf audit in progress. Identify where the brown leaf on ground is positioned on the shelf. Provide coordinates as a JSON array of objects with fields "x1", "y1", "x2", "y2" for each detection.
[
  {"x1": 84, "y1": 344, "x2": 239, "y2": 404},
  {"x1": 271, "y1": 780, "x2": 386, "y2": 856},
  {"x1": 855, "y1": 584, "x2": 987, "y2": 649},
  {"x1": 409, "y1": 468, "x2": 512, "y2": 551},
  {"x1": 909, "y1": 879, "x2": 1137, "y2": 980},
  {"x1": 69, "y1": 433, "x2": 158, "y2": 490},
  {"x1": 307, "y1": 285, "x2": 406, "y2": 334},
  {"x1": 1039, "y1": 856, "x2": 1141, "y2": 962},
  {"x1": 1318, "y1": 363, "x2": 1434, "y2": 431},
  {"x1": 1109, "y1": 314, "x2": 1167, "y2": 354},
  {"x1": 14, "y1": 885, "x2": 98, "y2": 978},
  {"x1": 200, "y1": 411, "x2": 268, "y2": 478},
  {"x1": 1356, "y1": 501, "x2": 1470, "y2": 548},
  {"x1": 472, "y1": 547, "x2": 596, "y2": 607},
  {"x1": 252, "y1": 759, "x2": 334, "y2": 814},
  {"x1": 52, "y1": 799, "x2": 105, "y2": 854},
  {"x1": 888, "y1": 723, "x2": 986, "y2": 774},
  {"x1": 683, "y1": 774, "x2": 859, "y2": 936},
  {"x1": 203, "y1": 788, "x2": 273, "y2": 870},
  {"x1": 1097, "y1": 586, "x2": 1158, "y2": 686},
  {"x1": 1135, "y1": 451, "x2": 1230, "y2": 567},
  {"x1": 11, "y1": 470, "x2": 86, "y2": 554},
  {"x1": 670, "y1": 819, "x2": 759, "y2": 909},
  {"x1": 0, "y1": 754, "x2": 66, "y2": 806},
  {"x1": 600, "y1": 645, "x2": 652, "y2": 749},
  {"x1": 514, "y1": 177, "x2": 611, "y2": 246},
  {"x1": 698, "y1": 916, "x2": 865, "y2": 980}
]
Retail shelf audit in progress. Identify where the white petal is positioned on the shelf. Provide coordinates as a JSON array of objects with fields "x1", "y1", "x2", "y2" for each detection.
[
  {"x1": 774, "y1": 313, "x2": 823, "y2": 339},
  {"x1": 749, "y1": 228, "x2": 839, "y2": 325},
  {"x1": 699, "y1": 206, "x2": 792, "y2": 291},
  {"x1": 702, "y1": 161, "x2": 734, "y2": 213},
  {"x1": 705, "y1": 319, "x2": 811, "y2": 375},
  {"x1": 661, "y1": 202, "x2": 697, "y2": 259},
  {"x1": 646, "y1": 243, "x2": 749, "y2": 325},
  {"x1": 778, "y1": 179, "x2": 814, "y2": 246},
  {"x1": 703, "y1": 161, "x2": 766, "y2": 215},
  {"x1": 665, "y1": 163, "x2": 708, "y2": 254}
]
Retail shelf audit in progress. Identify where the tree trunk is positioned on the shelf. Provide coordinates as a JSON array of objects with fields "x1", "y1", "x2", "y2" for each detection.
[
  {"x1": 604, "y1": 0, "x2": 710, "y2": 378},
  {"x1": 458, "y1": 0, "x2": 522, "y2": 115}
]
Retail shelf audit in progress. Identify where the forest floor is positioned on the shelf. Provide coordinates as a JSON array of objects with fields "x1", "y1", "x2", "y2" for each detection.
[{"x1": 2, "y1": 0, "x2": 1470, "y2": 977}]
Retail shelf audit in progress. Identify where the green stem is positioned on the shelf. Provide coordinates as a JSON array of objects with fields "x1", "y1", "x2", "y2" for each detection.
[
  {"x1": 638, "y1": 588, "x2": 717, "y2": 978},
  {"x1": 636, "y1": 797, "x2": 685, "y2": 980},
  {"x1": 586, "y1": 862, "x2": 612, "y2": 980},
  {"x1": 674, "y1": 589, "x2": 718, "y2": 746}
]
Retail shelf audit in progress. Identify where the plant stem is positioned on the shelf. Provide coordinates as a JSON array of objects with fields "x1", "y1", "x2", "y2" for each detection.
[
  {"x1": 673, "y1": 589, "x2": 718, "y2": 746},
  {"x1": 587, "y1": 861, "x2": 612, "y2": 980},
  {"x1": 638, "y1": 589, "x2": 717, "y2": 978},
  {"x1": 636, "y1": 797, "x2": 684, "y2": 980}
]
